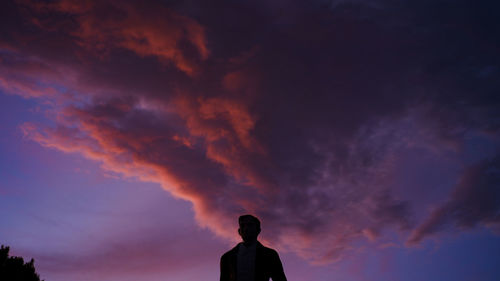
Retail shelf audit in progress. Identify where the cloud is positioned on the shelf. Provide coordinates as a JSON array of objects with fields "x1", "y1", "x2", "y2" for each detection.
[
  {"x1": 407, "y1": 155, "x2": 500, "y2": 245},
  {"x1": 0, "y1": 49, "x2": 63, "y2": 98},
  {"x1": 20, "y1": 95, "x2": 418, "y2": 263},
  {"x1": 21, "y1": 0, "x2": 208, "y2": 76},
  {"x1": 20, "y1": 220, "x2": 223, "y2": 281},
  {"x1": 2, "y1": 0, "x2": 500, "y2": 264}
]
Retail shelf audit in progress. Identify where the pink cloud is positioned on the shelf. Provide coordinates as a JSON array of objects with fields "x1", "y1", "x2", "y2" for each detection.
[
  {"x1": 3, "y1": 0, "x2": 500, "y2": 265},
  {"x1": 0, "y1": 50, "x2": 62, "y2": 98},
  {"x1": 24, "y1": 0, "x2": 208, "y2": 76},
  {"x1": 20, "y1": 219, "x2": 224, "y2": 281}
]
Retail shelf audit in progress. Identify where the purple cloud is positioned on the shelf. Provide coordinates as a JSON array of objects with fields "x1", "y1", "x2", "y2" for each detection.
[
  {"x1": 408, "y1": 155, "x2": 500, "y2": 244},
  {"x1": 1, "y1": 0, "x2": 499, "y2": 264}
]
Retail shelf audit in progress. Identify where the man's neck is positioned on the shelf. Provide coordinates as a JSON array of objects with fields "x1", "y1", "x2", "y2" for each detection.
[{"x1": 242, "y1": 239, "x2": 257, "y2": 247}]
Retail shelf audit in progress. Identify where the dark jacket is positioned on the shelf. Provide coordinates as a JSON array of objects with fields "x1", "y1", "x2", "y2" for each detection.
[{"x1": 220, "y1": 241, "x2": 287, "y2": 281}]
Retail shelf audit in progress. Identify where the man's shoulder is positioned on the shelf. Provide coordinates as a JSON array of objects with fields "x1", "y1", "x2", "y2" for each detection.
[
  {"x1": 221, "y1": 244, "x2": 240, "y2": 260},
  {"x1": 221, "y1": 242, "x2": 280, "y2": 259},
  {"x1": 257, "y1": 242, "x2": 279, "y2": 256}
]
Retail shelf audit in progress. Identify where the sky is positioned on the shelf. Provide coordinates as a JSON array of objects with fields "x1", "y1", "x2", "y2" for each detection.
[{"x1": 0, "y1": 0, "x2": 499, "y2": 280}]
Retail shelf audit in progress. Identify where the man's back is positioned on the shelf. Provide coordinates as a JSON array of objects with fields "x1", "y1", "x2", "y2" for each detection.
[{"x1": 220, "y1": 241, "x2": 287, "y2": 281}]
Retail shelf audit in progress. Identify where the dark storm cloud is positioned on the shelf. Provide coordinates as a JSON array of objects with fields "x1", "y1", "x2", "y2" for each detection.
[{"x1": 1, "y1": 0, "x2": 499, "y2": 263}]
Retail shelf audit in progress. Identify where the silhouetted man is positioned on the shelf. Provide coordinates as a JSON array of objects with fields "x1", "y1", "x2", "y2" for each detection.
[{"x1": 220, "y1": 215, "x2": 287, "y2": 281}]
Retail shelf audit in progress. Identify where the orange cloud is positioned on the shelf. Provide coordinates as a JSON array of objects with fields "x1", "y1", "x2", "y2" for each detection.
[
  {"x1": 223, "y1": 71, "x2": 247, "y2": 92},
  {"x1": 20, "y1": 105, "x2": 246, "y2": 242},
  {"x1": 172, "y1": 95, "x2": 272, "y2": 190},
  {"x1": 26, "y1": 0, "x2": 209, "y2": 76},
  {"x1": 6, "y1": 0, "x2": 498, "y2": 266}
]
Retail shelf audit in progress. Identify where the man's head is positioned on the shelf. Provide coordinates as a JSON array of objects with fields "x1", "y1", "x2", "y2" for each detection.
[{"x1": 238, "y1": 214, "x2": 261, "y2": 244}]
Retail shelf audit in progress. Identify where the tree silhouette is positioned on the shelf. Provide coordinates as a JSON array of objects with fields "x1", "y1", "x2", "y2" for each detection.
[{"x1": 0, "y1": 245, "x2": 43, "y2": 281}]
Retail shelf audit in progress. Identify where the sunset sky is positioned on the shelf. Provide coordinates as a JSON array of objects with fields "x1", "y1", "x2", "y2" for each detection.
[{"x1": 1, "y1": 0, "x2": 500, "y2": 280}]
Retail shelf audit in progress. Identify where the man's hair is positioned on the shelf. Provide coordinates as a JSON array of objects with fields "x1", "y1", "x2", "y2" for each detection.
[{"x1": 238, "y1": 214, "x2": 261, "y2": 230}]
